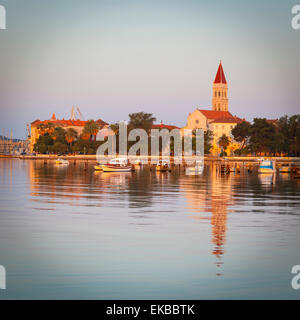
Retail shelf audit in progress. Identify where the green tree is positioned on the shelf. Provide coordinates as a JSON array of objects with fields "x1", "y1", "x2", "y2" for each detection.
[
  {"x1": 231, "y1": 121, "x2": 251, "y2": 154},
  {"x1": 34, "y1": 142, "x2": 47, "y2": 154},
  {"x1": 204, "y1": 129, "x2": 213, "y2": 155},
  {"x1": 51, "y1": 127, "x2": 67, "y2": 144},
  {"x1": 287, "y1": 115, "x2": 300, "y2": 156},
  {"x1": 83, "y1": 120, "x2": 100, "y2": 141},
  {"x1": 218, "y1": 134, "x2": 230, "y2": 156},
  {"x1": 65, "y1": 128, "x2": 78, "y2": 147},
  {"x1": 128, "y1": 112, "x2": 156, "y2": 134},
  {"x1": 36, "y1": 123, "x2": 46, "y2": 136},
  {"x1": 49, "y1": 142, "x2": 68, "y2": 154},
  {"x1": 33, "y1": 134, "x2": 54, "y2": 154},
  {"x1": 249, "y1": 118, "x2": 276, "y2": 155}
]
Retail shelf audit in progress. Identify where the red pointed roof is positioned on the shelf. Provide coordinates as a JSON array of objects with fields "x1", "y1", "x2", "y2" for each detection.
[{"x1": 214, "y1": 62, "x2": 227, "y2": 84}]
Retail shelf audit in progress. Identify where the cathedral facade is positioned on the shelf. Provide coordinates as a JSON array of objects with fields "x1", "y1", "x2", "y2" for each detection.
[{"x1": 183, "y1": 62, "x2": 244, "y2": 156}]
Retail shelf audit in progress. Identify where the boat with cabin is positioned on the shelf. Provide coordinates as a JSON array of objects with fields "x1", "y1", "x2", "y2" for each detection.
[
  {"x1": 55, "y1": 158, "x2": 69, "y2": 165},
  {"x1": 278, "y1": 163, "x2": 291, "y2": 173},
  {"x1": 258, "y1": 159, "x2": 275, "y2": 174},
  {"x1": 98, "y1": 157, "x2": 134, "y2": 172},
  {"x1": 186, "y1": 159, "x2": 204, "y2": 175}
]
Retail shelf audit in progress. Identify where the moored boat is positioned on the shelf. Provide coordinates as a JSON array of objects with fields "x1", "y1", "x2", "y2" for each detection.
[
  {"x1": 56, "y1": 158, "x2": 69, "y2": 165},
  {"x1": 185, "y1": 159, "x2": 204, "y2": 175},
  {"x1": 258, "y1": 159, "x2": 275, "y2": 174},
  {"x1": 155, "y1": 160, "x2": 170, "y2": 172},
  {"x1": 278, "y1": 163, "x2": 291, "y2": 173},
  {"x1": 294, "y1": 171, "x2": 300, "y2": 179},
  {"x1": 100, "y1": 157, "x2": 134, "y2": 172}
]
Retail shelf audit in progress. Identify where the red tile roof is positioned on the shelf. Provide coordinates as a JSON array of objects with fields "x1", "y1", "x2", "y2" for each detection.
[
  {"x1": 210, "y1": 117, "x2": 244, "y2": 124},
  {"x1": 266, "y1": 119, "x2": 278, "y2": 124},
  {"x1": 31, "y1": 118, "x2": 108, "y2": 128},
  {"x1": 152, "y1": 123, "x2": 179, "y2": 130},
  {"x1": 198, "y1": 109, "x2": 233, "y2": 120},
  {"x1": 214, "y1": 62, "x2": 227, "y2": 84}
]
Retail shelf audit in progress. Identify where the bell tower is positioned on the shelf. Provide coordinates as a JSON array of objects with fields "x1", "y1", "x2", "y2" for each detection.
[{"x1": 212, "y1": 61, "x2": 228, "y2": 112}]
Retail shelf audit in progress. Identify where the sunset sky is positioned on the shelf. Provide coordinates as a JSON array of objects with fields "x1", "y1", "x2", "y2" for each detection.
[{"x1": 0, "y1": 0, "x2": 299, "y2": 138}]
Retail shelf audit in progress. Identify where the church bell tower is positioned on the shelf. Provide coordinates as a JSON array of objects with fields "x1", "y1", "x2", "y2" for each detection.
[{"x1": 212, "y1": 61, "x2": 228, "y2": 112}]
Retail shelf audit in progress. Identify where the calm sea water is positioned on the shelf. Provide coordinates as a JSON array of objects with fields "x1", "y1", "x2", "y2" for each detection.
[{"x1": 0, "y1": 159, "x2": 300, "y2": 299}]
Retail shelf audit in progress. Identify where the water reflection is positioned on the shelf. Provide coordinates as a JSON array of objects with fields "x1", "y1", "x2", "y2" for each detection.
[
  {"x1": 1, "y1": 159, "x2": 300, "y2": 299},
  {"x1": 181, "y1": 163, "x2": 234, "y2": 274},
  {"x1": 21, "y1": 159, "x2": 300, "y2": 290}
]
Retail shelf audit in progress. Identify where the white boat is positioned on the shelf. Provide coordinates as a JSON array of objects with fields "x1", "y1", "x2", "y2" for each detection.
[
  {"x1": 132, "y1": 159, "x2": 144, "y2": 166},
  {"x1": 101, "y1": 157, "x2": 134, "y2": 172},
  {"x1": 186, "y1": 159, "x2": 204, "y2": 175},
  {"x1": 56, "y1": 158, "x2": 69, "y2": 165},
  {"x1": 258, "y1": 159, "x2": 275, "y2": 174}
]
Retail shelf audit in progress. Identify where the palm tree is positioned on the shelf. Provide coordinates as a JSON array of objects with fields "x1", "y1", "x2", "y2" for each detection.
[
  {"x1": 37, "y1": 123, "x2": 46, "y2": 136},
  {"x1": 83, "y1": 120, "x2": 100, "y2": 141},
  {"x1": 51, "y1": 127, "x2": 66, "y2": 142},
  {"x1": 45, "y1": 122, "x2": 55, "y2": 135},
  {"x1": 65, "y1": 128, "x2": 78, "y2": 146},
  {"x1": 128, "y1": 112, "x2": 156, "y2": 134},
  {"x1": 218, "y1": 134, "x2": 230, "y2": 155}
]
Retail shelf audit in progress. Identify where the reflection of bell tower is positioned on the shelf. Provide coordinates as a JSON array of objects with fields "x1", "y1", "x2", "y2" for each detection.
[
  {"x1": 212, "y1": 61, "x2": 228, "y2": 112},
  {"x1": 211, "y1": 204, "x2": 227, "y2": 267}
]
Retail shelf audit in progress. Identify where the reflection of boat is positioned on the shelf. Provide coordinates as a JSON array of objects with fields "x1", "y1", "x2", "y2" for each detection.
[
  {"x1": 259, "y1": 173, "x2": 276, "y2": 185},
  {"x1": 278, "y1": 163, "x2": 291, "y2": 173},
  {"x1": 245, "y1": 162, "x2": 254, "y2": 173},
  {"x1": 258, "y1": 160, "x2": 275, "y2": 174},
  {"x1": 55, "y1": 158, "x2": 69, "y2": 165},
  {"x1": 101, "y1": 157, "x2": 134, "y2": 172},
  {"x1": 156, "y1": 160, "x2": 170, "y2": 172}
]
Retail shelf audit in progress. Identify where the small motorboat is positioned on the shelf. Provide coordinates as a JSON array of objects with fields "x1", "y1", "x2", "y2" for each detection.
[
  {"x1": 186, "y1": 159, "x2": 204, "y2": 175},
  {"x1": 56, "y1": 158, "x2": 69, "y2": 165},
  {"x1": 132, "y1": 159, "x2": 143, "y2": 166},
  {"x1": 258, "y1": 159, "x2": 275, "y2": 174},
  {"x1": 278, "y1": 163, "x2": 291, "y2": 173},
  {"x1": 155, "y1": 160, "x2": 171, "y2": 172},
  {"x1": 94, "y1": 164, "x2": 103, "y2": 171},
  {"x1": 101, "y1": 157, "x2": 134, "y2": 172},
  {"x1": 220, "y1": 162, "x2": 234, "y2": 174}
]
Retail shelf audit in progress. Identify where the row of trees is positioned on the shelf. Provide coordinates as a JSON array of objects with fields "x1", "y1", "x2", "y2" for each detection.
[
  {"x1": 34, "y1": 112, "x2": 214, "y2": 155},
  {"x1": 34, "y1": 120, "x2": 102, "y2": 154},
  {"x1": 35, "y1": 112, "x2": 299, "y2": 156},
  {"x1": 231, "y1": 115, "x2": 300, "y2": 156}
]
